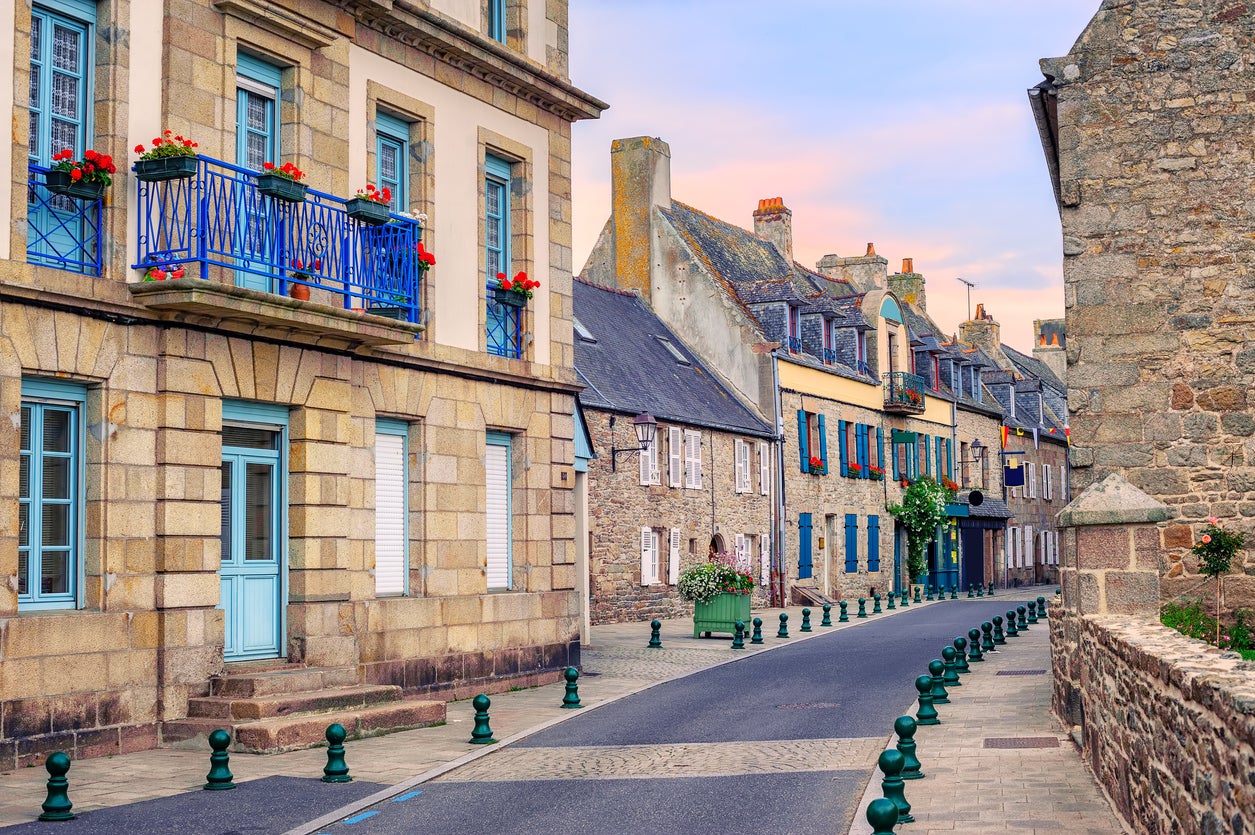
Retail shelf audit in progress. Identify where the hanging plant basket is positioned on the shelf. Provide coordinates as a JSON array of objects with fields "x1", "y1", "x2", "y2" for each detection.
[
  {"x1": 344, "y1": 197, "x2": 392, "y2": 225},
  {"x1": 256, "y1": 173, "x2": 307, "y2": 203},
  {"x1": 493, "y1": 288, "x2": 528, "y2": 308},
  {"x1": 44, "y1": 170, "x2": 105, "y2": 200},
  {"x1": 134, "y1": 155, "x2": 199, "y2": 182}
]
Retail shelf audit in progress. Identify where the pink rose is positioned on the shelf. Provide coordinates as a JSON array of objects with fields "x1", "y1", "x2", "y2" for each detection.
[
  {"x1": 1208, "y1": 516, "x2": 1219, "y2": 525},
  {"x1": 1202, "y1": 534, "x2": 1212, "y2": 544}
]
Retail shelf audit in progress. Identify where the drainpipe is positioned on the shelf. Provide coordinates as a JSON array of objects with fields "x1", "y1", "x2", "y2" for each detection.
[{"x1": 772, "y1": 351, "x2": 786, "y2": 608}]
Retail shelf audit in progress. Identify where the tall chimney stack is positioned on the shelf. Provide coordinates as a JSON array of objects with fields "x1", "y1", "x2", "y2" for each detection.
[
  {"x1": 609, "y1": 136, "x2": 671, "y2": 299},
  {"x1": 753, "y1": 197, "x2": 793, "y2": 263},
  {"x1": 815, "y1": 242, "x2": 887, "y2": 293},
  {"x1": 959, "y1": 303, "x2": 1007, "y2": 368},
  {"x1": 887, "y1": 257, "x2": 926, "y2": 311}
]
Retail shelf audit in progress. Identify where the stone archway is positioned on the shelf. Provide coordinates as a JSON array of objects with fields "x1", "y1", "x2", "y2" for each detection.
[{"x1": 709, "y1": 534, "x2": 725, "y2": 558}]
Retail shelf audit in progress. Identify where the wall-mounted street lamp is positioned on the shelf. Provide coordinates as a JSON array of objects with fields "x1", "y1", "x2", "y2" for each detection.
[
  {"x1": 609, "y1": 412, "x2": 657, "y2": 471},
  {"x1": 963, "y1": 438, "x2": 985, "y2": 464}
]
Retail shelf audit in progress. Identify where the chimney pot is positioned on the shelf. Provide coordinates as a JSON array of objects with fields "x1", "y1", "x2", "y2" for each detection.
[
  {"x1": 902, "y1": 257, "x2": 914, "y2": 274},
  {"x1": 865, "y1": 242, "x2": 876, "y2": 256},
  {"x1": 753, "y1": 196, "x2": 793, "y2": 262}
]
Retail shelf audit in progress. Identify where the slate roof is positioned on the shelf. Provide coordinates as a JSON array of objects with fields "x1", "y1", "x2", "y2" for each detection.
[
  {"x1": 573, "y1": 279, "x2": 772, "y2": 438},
  {"x1": 1003, "y1": 344, "x2": 1064, "y2": 393},
  {"x1": 738, "y1": 278, "x2": 806, "y2": 305},
  {"x1": 661, "y1": 201, "x2": 795, "y2": 288},
  {"x1": 964, "y1": 494, "x2": 1014, "y2": 520}
]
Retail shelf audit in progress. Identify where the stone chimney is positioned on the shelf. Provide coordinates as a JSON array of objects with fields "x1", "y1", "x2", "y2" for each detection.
[
  {"x1": 959, "y1": 303, "x2": 1007, "y2": 367},
  {"x1": 887, "y1": 257, "x2": 926, "y2": 311},
  {"x1": 753, "y1": 197, "x2": 792, "y2": 263},
  {"x1": 610, "y1": 136, "x2": 671, "y2": 299},
  {"x1": 815, "y1": 242, "x2": 887, "y2": 293},
  {"x1": 1033, "y1": 318, "x2": 1067, "y2": 384}
]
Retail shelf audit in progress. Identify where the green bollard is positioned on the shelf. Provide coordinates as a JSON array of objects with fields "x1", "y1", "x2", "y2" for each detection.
[
  {"x1": 750, "y1": 616, "x2": 764, "y2": 644},
  {"x1": 879, "y1": 748, "x2": 914, "y2": 824},
  {"x1": 731, "y1": 621, "x2": 746, "y2": 650},
  {"x1": 976, "y1": 583, "x2": 984, "y2": 597},
  {"x1": 38, "y1": 752, "x2": 75, "y2": 821},
  {"x1": 857, "y1": 598, "x2": 868, "y2": 618},
  {"x1": 914, "y1": 674, "x2": 939, "y2": 725},
  {"x1": 950, "y1": 584, "x2": 958, "y2": 600},
  {"x1": 867, "y1": 797, "x2": 900, "y2": 835},
  {"x1": 942, "y1": 646, "x2": 961, "y2": 687},
  {"x1": 887, "y1": 592, "x2": 896, "y2": 610},
  {"x1": 989, "y1": 582, "x2": 996, "y2": 597},
  {"x1": 928, "y1": 659, "x2": 949, "y2": 704},
  {"x1": 901, "y1": 589, "x2": 910, "y2": 607},
  {"x1": 872, "y1": 594, "x2": 882, "y2": 614},
  {"x1": 1005, "y1": 611, "x2": 1020, "y2": 638},
  {"x1": 469, "y1": 694, "x2": 496, "y2": 744},
  {"x1": 981, "y1": 621, "x2": 996, "y2": 653},
  {"x1": 800, "y1": 608, "x2": 812, "y2": 632},
  {"x1": 322, "y1": 723, "x2": 353, "y2": 783},
  {"x1": 838, "y1": 600, "x2": 850, "y2": 623},
  {"x1": 913, "y1": 586, "x2": 921, "y2": 604},
  {"x1": 1027, "y1": 601, "x2": 1039, "y2": 624},
  {"x1": 1056, "y1": 587, "x2": 1062, "y2": 596},
  {"x1": 952, "y1": 636, "x2": 971, "y2": 673},
  {"x1": 203, "y1": 729, "x2": 236, "y2": 791},
  {"x1": 967, "y1": 584, "x2": 975, "y2": 598},
  {"x1": 777, "y1": 612, "x2": 790, "y2": 638},
  {"x1": 925, "y1": 585, "x2": 934, "y2": 601},
  {"x1": 895, "y1": 714, "x2": 923, "y2": 780},
  {"x1": 992, "y1": 615, "x2": 1006, "y2": 645},
  {"x1": 967, "y1": 628, "x2": 984, "y2": 662},
  {"x1": 821, "y1": 603, "x2": 833, "y2": 626},
  {"x1": 1017, "y1": 605, "x2": 1028, "y2": 631},
  {"x1": 1037, "y1": 595, "x2": 1048, "y2": 618},
  {"x1": 647, "y1": 619, "x2": 663, "y2": 649},
  {"x1": 561, "y1": 666, "x2": 584, "y2": 707}
]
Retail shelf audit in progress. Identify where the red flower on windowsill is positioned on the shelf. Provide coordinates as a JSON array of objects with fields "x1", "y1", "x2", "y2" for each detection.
[{"x1": 497, "y1": 270, "x2": 540, "y2": 299}]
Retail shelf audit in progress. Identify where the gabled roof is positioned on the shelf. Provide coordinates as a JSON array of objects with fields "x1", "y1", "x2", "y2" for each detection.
[
  {"x1": 661, "y1": 201, "x2": 795, "y2": 288},
  {"x1": 738, "y1": 278, "x2": 806, "y2": 305},
  {"x1": 573, "y1": 279, "x2": 772, "y2": 438},
  {"x1": 1003, "y1": 344, "x2": 1065, "y2": 393}
]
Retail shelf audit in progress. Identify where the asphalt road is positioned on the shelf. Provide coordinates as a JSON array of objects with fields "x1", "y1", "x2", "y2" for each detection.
[{"x1": 309, "y1": 595, "x2": 1039, "y2": 835}]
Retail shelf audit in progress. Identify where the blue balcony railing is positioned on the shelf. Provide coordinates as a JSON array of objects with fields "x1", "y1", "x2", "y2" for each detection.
[
  {"x1": 133, "y1": 156, "x2": 423, "y2": 324},
  {"x1": 787, "y1": 336, "x2": 802, "y2": 354},
  {"x1": 884, "y1": 371, "x2": 927, "y2": 412},
  {"x1": 27, "y1": 163, "x2": 103, "y2": 276},
  {"x1": 823, "y1": 348, "x2": 837, "y2": 365},
  {"x1": 486, "y1": 283, "x2": 524, "y2": 359}
]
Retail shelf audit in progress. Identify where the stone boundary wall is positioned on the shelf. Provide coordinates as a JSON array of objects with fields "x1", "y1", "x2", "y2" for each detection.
[{"x1": 1051, "y1": 608, "x2": 1255, "y2": 834}]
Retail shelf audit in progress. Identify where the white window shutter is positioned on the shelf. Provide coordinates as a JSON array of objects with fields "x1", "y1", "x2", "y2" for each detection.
[
  {"x1": 693, "y1": 432, "x2": 703, "y2": 489},
  {"x1": 374, "y1": 433, "x2": 406, "y2": 596},
  {"x1": 668, "y1": 427, "x2": 682, "y2": 487},
  {"x1": 743, "y1": 442, "x2": 752, "y2": 492},
  {"x1": 1028, "y1": 463, "x2": 1037, "y2": 498},
  {"x1": 639, "y1": 445, "x2": 651, "y2": 486},
  {"x1": 759, "y1": 442, "x2": 769, "y2": 495},
  {"x1": 485, "y1": 443, "x2": 511, "y2": 590},
  {"x1": 1024, "y1": 524, "x2": 1033, "y2": 567},
  {"x1": 734, "y1": 440, "x2": 745, "y2": 493},
  {"x1": 640, "y1": 527, "x2": 654, "y2": 585},
  {"x1": 761, "y1": 532, "x2": 770, "y2": 586},
  {"x1": 735, "y1": 533, "x2": 745, "y2": 564},
  {"x1": 668, "y1": 528, "x2": 681, "y2": 585},
  {"x1": 1006, "y1": 527, "x2": 1016, "y2": 569}
]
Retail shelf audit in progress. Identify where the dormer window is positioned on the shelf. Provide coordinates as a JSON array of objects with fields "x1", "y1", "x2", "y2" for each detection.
[
  {"x1": 856, "y1": 331, "x2": 868, "y2": 374},
  {"x1": 974, "y1": 368, "x2": 982, "y2": 401},
  {"x1": 823, "y1": 319, "x2": 836, "y2": 365},
  {"x1": 932, "y1": 355, "x2": 940, "y2": 392},
  {"x1": 788, "y1": 306, "x2": 801, "y2": 354}
]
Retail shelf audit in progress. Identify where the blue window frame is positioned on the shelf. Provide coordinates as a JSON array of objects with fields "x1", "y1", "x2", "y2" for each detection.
[
  {"x1": 488, "y1": 0, "x2": 506, "y2": 42},
  {"x1": 868, "y1": 515, "x2": 881, "y2": 572},
  {"x1": 28, "y1": 3, "x2": 96, "y2": 274},
  {"x1": 844, "y1": 514, "x2": 858, "y2": 574},
  {"x1": 375, "y1": 111, "x2": 409, "y2": 213},
  {"x1": 485, "y1": 154, "x2": 522, "y2": 358},
  {"x1": 19, "y1": 378, "x2": 86, "y2": 610}
]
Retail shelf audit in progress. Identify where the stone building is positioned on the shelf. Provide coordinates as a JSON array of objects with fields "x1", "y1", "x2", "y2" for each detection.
[
  {"x1": 573, "y1": 279, "x2": 773, "y2": 624},
  {"x1": 0, "y1": 0, "x2": 605, "y2": 765}
]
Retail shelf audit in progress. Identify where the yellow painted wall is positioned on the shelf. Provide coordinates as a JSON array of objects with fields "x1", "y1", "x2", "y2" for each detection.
[{"x1": 778, "y1": 360, "x2": 952, "y2": 427}]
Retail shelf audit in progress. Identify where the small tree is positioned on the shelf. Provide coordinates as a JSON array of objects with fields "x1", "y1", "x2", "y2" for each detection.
[
  {"x1": 1192, "y1": 516, "x2": 1245, "y2": 645},
  {"x1": 887, "y1": 476, "x2": 954, "y2": 583}
]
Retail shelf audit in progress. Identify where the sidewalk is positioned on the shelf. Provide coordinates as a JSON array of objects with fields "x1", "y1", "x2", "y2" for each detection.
[
  {"x1": 847, "y1": 593, "x2": 1129, "y2": 834},
  {"x1": 0, "y1": 602, "x2": 863, "y2": 830}
]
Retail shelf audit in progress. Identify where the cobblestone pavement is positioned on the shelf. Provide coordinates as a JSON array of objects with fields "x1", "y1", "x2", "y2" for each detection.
[{"x1": 847, "y1": 593, "x2": 1130, "y2": 835}]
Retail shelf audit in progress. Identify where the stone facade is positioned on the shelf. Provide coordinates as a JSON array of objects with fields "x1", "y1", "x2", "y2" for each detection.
[
  {"x1": 0, "y1": 0, "x2": 604, "y2": 766},
  {"x1": 1037, "y1": 0, "x2": 1255, "y2": 596}
]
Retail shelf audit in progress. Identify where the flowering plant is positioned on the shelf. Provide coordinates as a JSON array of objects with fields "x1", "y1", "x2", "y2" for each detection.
[
  {"x1": 143, "y1": 263, "x2": 185, "y2": 281},
  {"x1": 807, "y1": 455, "x2": 825, "y2": 475},
  {"x1": 416, "y1": 241, "x2": 436, "y2": 271},
  {"x1": 888, "y1": 476, "x2": 955, "y2": 581},
  {"x1": 134, "y1": 129, "x2": 198, "y2": 160},
  {"x1": 848, "y1": 462, "x2": 863, "y2": 477},
  {"x1": 355, "y1": 183, "x2": 391, "y2": 204},
  {"x1": 1194, "y1": 516, "x2": 1244, "y2": 579},
  {"x1": 677, "y1": 551, "x2": 754, "y2": 604},
  {"x1": 498, "y1": 270, "x2": 539, "y2": 299},
  {"x1": 905, "y1": 389, "x2": 923, "y2": 406},
  {"x1": 868, "y1": 465, "x2": 885, "y2": 480},
  {"x1": 260, "y1": 161, "x2": 304, "y2": 181},
  {"x1": 941, "y1": 477, "x2": 960, "y2": 492},
  {"x1": 290, "y1": 258, "x2": 322, "y2": 282},
  {"x1": 51, "y1": 148, "x2": 117, "y2": 187}
]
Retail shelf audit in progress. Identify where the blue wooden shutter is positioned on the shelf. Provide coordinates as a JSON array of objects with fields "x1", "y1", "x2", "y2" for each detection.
[
  {"x1": 857, "y1": 424, "x2": 868, "y2": 478},
  {"x1": 844, "y1": 514, "x2": 858, "y2": 573},
  {"x1": 877, "y1": 427, "x2": 885, "y2": 475},
  {"x1": 892, "y1": 436, "x2": 900, "y2": 481},
  {"x1": 868, "y1": 515, "x2": 880, "y2": 572},
  {"x1": 798, "y1": 513, "x2": 813, "y2": 579},
  {"x1": 838, "y1": 420, "x2": 848, "y2": 476},
  {"x1": 796, "y1": 410, "x2": 808, "y2": 472},
  {"x1": 946, "y1": 438, "x2": 953, "y2": 480},
  {"x1": 923, "y1": 436, "x2": 931, "y2": 476},
  {"x1": 818, "y1": 414, "x2": 828, "y2": 474}
]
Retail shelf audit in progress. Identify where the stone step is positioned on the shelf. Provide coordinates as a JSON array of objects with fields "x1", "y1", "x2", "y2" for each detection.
[
  {"x1": 187, "y1": 684, "x2": 403, "y2": 721},
  {"x1": 210, "y1": 665, "x2": 357, "y2": 698},
  {"x1": 162, "y1": 699, "x2": 445, "y2": 754}
]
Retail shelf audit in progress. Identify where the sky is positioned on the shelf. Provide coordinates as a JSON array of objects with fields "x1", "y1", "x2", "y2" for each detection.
[{"x1": 567, "y1": 0, "x2": 1102, "y2": 354}]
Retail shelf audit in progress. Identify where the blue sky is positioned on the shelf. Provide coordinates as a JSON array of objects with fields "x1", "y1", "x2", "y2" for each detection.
[{"x1": 568, "y1": 0, "x2": 1101, "y2": 352}]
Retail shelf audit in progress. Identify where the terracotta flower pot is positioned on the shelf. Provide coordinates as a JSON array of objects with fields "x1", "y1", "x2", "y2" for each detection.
[{"x1": 290, "y1": 282, "x2": 310, "y2": 301}]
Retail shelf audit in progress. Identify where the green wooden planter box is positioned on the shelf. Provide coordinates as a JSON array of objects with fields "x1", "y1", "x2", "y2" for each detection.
[
  {"x1": 256, "y1": 173, "x2": 308, "y2": 203},
  {"x1": 692, "y1": 592, "x2": 752, "y2": 638},
  {"x1": 345, "y1": 196, "x2": 392, "y2": 225},
  {"x1": 134, "y1": 155, "x2": 198, "y2": 182}
]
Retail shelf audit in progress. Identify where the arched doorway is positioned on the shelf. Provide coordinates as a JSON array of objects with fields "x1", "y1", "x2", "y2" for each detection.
[{"x1": 709, "y1": 534, "x2": 725, "y2": 558}]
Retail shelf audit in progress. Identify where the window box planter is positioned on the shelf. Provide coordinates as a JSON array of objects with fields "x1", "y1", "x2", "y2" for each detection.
[
  {"x1": 807, "y1": 464, "x2": 825, "y2": 475},
  {"x1": 44, "y1": 170, "x2": 105, "y2": 200},
  {"x1": 846, "y1": 468, "x2": 863, "y2": 479},
  {"x1": 692, "y1": 592, "x2": 752, "y2": 638},
  {"x1": 869, "y1": 470, "x2": 885, "y2": 481},
  {"x1": 345, "y1": 197, "x2": 391, "y2": 225},
  {"x1": 493, "y1": 287, "x2": 528, "y2": 308},
  {"x1": 367, "y1": 306, "x2": 409, "y2": 321},
  {"x1": 134, "y1": 156, "x2": 198, "y2": 182},
  {"x1": 256, "y1": 173, "x2": 307, "y2": 203}
]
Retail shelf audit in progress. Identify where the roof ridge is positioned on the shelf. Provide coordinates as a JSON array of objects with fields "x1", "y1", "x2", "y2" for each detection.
[{"x1": 572, "y1": 275, "x2": 640, "y2": 297}]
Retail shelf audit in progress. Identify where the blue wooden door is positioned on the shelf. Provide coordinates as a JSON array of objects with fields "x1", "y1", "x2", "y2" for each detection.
[
  {"x1": 798, "y1": 513, "x2": 813, "y2": 580},
  {"x1": 220, "y1": 424, "x2": 284, "y2": 660}
]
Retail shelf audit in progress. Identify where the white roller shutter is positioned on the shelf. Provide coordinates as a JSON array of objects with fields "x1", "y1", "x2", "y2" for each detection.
[
  {"x1": 761, "y1": 532, "x2": 771, "y2": 586},
  {"x1": 374, "y1": 432, "x2": 406, "y2": 596},
  {"x1": 486, "y1": 441, "x2": 511, "y2": 590},
  {"x1": 668, "y1": 528, "x2": 681, "y2": 585}
]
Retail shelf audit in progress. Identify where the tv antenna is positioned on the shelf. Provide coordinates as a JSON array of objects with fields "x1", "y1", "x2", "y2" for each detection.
[{"x1": 956, "y1": 277, "x2": 976, "y2": 321}]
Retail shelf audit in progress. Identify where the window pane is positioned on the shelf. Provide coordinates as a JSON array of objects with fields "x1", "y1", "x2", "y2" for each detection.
[
  {"x1": 17, "y1": 551, "x2": 28, "y2": 595},
  {"x1": 51, "y1": 72, "x2": 77, "y2": 118},
  {"x1": 486, "y1": 182, "x2": 501, "y2": 219},
  {"x1": 42, "y1": 503, "x2": 68, "y2": 546},
  {"x1": 244, "y1": 463, "x2": 273, "y2": 561},
  {"x1": 40, "y1": 550, "x2": 69, "y2": 594},
  {"x1": 42, "y1": 409, "x2": 70, "y2": 452},
  {"x1": 30, "y1": 16, "x2": 41, "y2": 61},
  {"x1": 220, "y1": 461, "x2": 232, "y2": 563},
  {"x1": 42, "y1": 455, "x2": 69, "y2": 499},
  {"x1": 223, "y1": 425, "x2": 278, "y2": 449},
  {"x1": 29, "y1": 68, "x2": 40, "y2": 111},
  {"x1": 19, "y1": 453, "x2": 30, "y2": 498},
  {"x1": 50, "y1": 118, "x2": 76, "y2": 161},
  {"x1": 20, "y1": 407, "x2": 30, "y2": 450},
  {"x1": 18, "y1": 503, "x2": 28, "y2": 548},
  {"x1": 380, "y1": 143, "x2": 397, "y2": 182},
  {"x1": 246, "y1": 132, "x2": 266, "y2": 171},
  {"x1": 51, "y1": 24, "x2": 80, "y2": 72},
  {"x1": 246, "y1": 92, "x2": 267, "y2": 133}
]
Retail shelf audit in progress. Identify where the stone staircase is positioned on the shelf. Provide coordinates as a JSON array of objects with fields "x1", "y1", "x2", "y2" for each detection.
[{"x1": 161, "y1": 663, "x2": 445, "y2": 753}]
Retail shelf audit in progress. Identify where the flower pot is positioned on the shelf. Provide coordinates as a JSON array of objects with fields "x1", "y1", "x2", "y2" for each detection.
[
  {"x1": 289, "y1": 282, "x2": 310, "y2": 301},
  {"x1": 256, "y1": 173, "x2": 307, "y2": 203},
  {"x1": 134, "y1": 155, "x2": 198, "y2": 182},
  {"x1": 44, "y1": 170, "x2": 105, "y2": 200},
  {"x1": 807, "y1": 465, "x2": 825, "y2": 476},
  {"x1": 692, "y1": 592, "x2": 752, "y2": 638},
  {"x1": 368, "y1": 306, "x2": 409, "y2": 321},
  {"x1": 345, "y1": 197, "x2": 392, "y2": 225},
  {"x1": 493, "y1": 288, "x2": 528, "y2": 308}
]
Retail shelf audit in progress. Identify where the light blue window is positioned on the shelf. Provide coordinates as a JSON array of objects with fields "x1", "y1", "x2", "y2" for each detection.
[
  {"x1": 28, "y1": 3, "x2": 94, "y2": 272},
  {"x1": 375, "y1": 111, "x2": 409, "y2": 213},
  {"x1": 488, "y1": 0, "x2": 506, "y2": 42},
  {"x1": 235, "y1": 54, "x2": 282, "y2": 293},
  {"x1": 19, "y1": 379, "x2": 86, "y2": 610},
  {"x1": 485, "y1": 154, "x2": 511, "y2": 283},
  {"x1": 486, "y1": 431, "x2": 513, "y2": 590}
]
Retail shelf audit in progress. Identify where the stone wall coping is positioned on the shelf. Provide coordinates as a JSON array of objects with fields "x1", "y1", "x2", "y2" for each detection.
[{"x1": 1057, "y1": 472, "x2": 1172, "y2": 528}]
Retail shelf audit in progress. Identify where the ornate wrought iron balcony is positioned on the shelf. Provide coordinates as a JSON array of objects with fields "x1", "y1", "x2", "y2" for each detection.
[
  {"x1": 884, "y1": 371, "x2": 927, "y2": 414},
  {"x1": 133, "y1": 155, "x2": 422, "y2": 324},
  {"x1": 27, "y1": 163, "x2": 103, "y2": 276}
]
